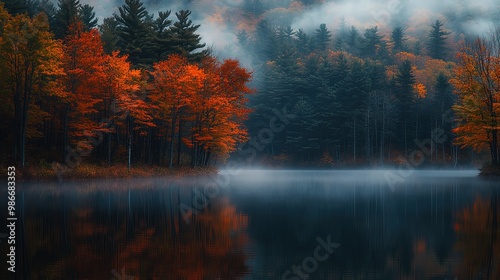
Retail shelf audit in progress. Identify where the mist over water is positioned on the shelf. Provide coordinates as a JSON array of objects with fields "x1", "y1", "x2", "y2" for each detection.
[{"x1": 227, "y1": 169, "x2": 480, "y2": 182}]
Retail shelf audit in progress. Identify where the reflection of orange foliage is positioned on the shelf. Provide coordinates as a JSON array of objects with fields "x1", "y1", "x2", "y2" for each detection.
[
  {"x1": 414, "y1": 239, "x2": 427, "y2": 254},
  {"x1": 454, "y1": 196, "x2": 500, "y2": 279},
  {"x1": 23, "y1": 185, "x2": 250, "y2": 279},
  {"x1": 110, "y1": 197, "x2": 249, "y2": 279}
]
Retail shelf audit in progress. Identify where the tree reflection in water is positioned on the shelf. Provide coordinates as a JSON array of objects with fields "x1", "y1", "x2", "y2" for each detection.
[
  {"x1": 16, "y1": 179, "x2": 249, "y2": 279},
  {"x1": 454, "y1": 192, "x2": 500, "y2": 279}
]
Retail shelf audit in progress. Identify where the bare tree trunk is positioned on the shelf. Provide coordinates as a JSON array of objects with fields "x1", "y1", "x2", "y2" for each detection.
[
  {"x1": 168, "y1": 115, "x2": 177, "y2": 169},
  {"x1": 365, "y1": 109, "x2": 371, "y2": 160},
  {"x1": 353, "y1": 114, "x2": 356, "y2": 161},
  {"x1": 380, "y1": 99, "x2": 386, "y2": 164},
  {"x1": 127, "y1": 117, "x2": 132, "y2": 170},
  {"x1": 491, "y1": 130, "x2": 499, "y2": 165},
  {"x1": 107, "y1": 133, "x2": 112, "y2": 164},
  {"x1": 62, "y1": 104, "x2": 69, "y2": 162},
  {"x1": 177, "y1": 119, "x2": 182, "y2": 167},
  {"x1": 404, "y1": 108, "x2": 408, "y2": 159}
]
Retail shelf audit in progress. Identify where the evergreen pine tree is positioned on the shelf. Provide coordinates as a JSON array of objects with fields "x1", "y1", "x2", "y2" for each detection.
[
  {"x1": 312, "y1": 56, "x2": 340, "y2": 156},
  {"x1": 391, "y1": 26, "x2": 407, "y2": 53},
  {"x1": 53, "y1": 0, "x2": 80, "y2": 39},
  {"x1": 433, "y1": 72, "x2": 454, "y2": 124},
  {"x1": 413, "y1": 41, "x2": 422, "y2": 55},
  {"x1": 114, "y1": 0, "x2": 153, "y2": 66},
  {"x1": 313, "y1": 23, "x2": 332, "y2": 51},
  {"x1": 170, "y1": 9, "x2": 208, "y2": 63},
  {"x1": 254, "y1": 19, "x2": 276, "y2": 62},
  {"x1": 1, "y1": 0, "x2": 28, "y2": 15},
  {"x1": 394, "y1": 60, "x2": 416, "y2": 110},
  {"x1": 394, "y1": 60, "x2": 416, "y2": 157},
  {"x1": 337, "y1": 60, "x2": 371, "y2": 160},
  {"x1": 99, "y1": 17, "x2": 119, "y2": 54},
  {"x1": 153, "y1": 10, "x2": 173, "y2": 60},
  {"x1": 329, "y1": 53, "x2": 349, "y2": 87},
  {"x1": 287, "y1": 98, "x2": 321, "y2": 162},
  {"x1": 244, "y1": 0, "x2": 265, "y2": 16},
  {"x1": 362, "y1": 26, "x2": 384, "y2": 58},
  {"x1": 347, "y1": 26, "x2": 361, "y2": 55},
  {"x1": 295, "y1": 28, "x2": 310, "y2": 55},
  {"x1": 79, "y1": 4, "x2": 97, "y2": 30},
  {"x1": 334, "y1": 17, "x2": 349, "y2": 51},
  {"x1": 278, "y1": 26, "x2": 295, "y2": 48},
  {"x1": 32, "y1": 0, "x2": 56, "y2": 26},
  {"x1": 433, "y1": 72, "x2": 454, "y2": 160},
  {"x1": 427, "y1": 20, "x2": 450, "y2": 60}
]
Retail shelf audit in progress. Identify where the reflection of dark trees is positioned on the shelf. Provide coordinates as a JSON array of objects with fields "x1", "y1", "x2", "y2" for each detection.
[
  {"x1": 14, "y1": 180, "x2": 249, "y2": 279},
  {"x1": 454, "y1": 192, "x2": 500, "y2": 279},
  {"x1": 229, "y1": 177, "x2": 486, "y2": 279}
]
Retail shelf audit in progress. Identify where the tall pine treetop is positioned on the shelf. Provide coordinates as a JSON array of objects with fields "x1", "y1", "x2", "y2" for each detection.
[
  {"x1": 170, "y1": 9, "x2": 207, "y2": 63},
  {"x1": 391, "y1": 26, "x2": 407, "y2": 53},
  {"x1": 314, "y1": 23, "x2": 331, "y2": 51},
  {"x1": 427, "y1": 20, "x2": 450, "y2": 60},
  {"x1": 53, "y1": 0, "x2": 80, "y2": 39},
  {"x1": 114, "y1": 0, "x2": 153, "y2": 66},
  {"x1": 79, "y1": 4, "x2": 97, "y2": 30},
  {"x1": 152, "y1": 10, "x2": 173, "y2": 60},
  {"x1": 1, "y1": 0, "x2": 28, "y2": 15}
]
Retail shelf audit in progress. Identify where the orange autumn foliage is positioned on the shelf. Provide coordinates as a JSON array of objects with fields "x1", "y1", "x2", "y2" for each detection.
[
  {"x1": 150, "y1": 55, "x2": 205, "y2": 120},
  {"x1": 63, "y1": 22, "x2": 108, "y2": 141},
  {"x1": 390, "y1": 51, "x2": 455, "y2": 98},
  {"x1": 413, "y1": 83, "x2": 427, "y2": 98},
  {"x1": 151, "y1": 55, "x2": 252, "y2": 163},
  {"x1": 192, "y1": 57, "x2": 253, "y2": 157},
  {"x1": 450, "y1": 38, "x2": 500, "y2": 164},
  {"x1": 0, "y1": 7, "x2": 65, "y2": 166},
  {"x1": 105, "y1": 52, "x2": 153, "y2": 129}
]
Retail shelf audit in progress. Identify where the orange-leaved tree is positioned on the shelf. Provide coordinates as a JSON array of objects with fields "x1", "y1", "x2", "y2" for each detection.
[
  {"x1": 451, "y1": 37, "x2": 500, "y2": 166},
  {"x1": 104, "y1": 52, "x2": 154, "y2": 167},
  {"x1": 150, "y1": 54, "x2": 205, "y2": 168},
  {"x1": 62, "y1": 21, "x2": 108, "y2": 155},
  {"x1": 0, "y1": 6, "x2": 65, "y2": 167},
  {"x1": 189, "y1": 57, "x2": 252, "y2": 166}
]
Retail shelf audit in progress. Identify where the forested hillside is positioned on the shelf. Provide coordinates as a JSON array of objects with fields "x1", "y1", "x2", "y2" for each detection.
[
  {"x1": 214, "y1": 0, "x2": 497, "y2": 166},
  {"x1": 1, "y1": 0, "x2": 499, "y2": 171},
  {"x1": 244, "y1": 21, "x2": 458, "y2": 165}
]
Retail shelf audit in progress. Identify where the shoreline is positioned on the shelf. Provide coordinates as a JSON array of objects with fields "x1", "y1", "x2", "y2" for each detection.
[
  {"x1": 8, "y1": 163, "x2": 499, "y2": 182},
  {"x1": 479, "y1": 164, "x2": 500, "y2": 177},
  {"x1": 11, "y1": 164, "x2": 217, "y2": 182}
]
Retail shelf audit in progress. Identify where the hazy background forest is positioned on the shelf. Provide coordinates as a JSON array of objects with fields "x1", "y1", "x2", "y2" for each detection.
[{"x1": 1, "y1": 0, "x2": 500, "y2": 172}]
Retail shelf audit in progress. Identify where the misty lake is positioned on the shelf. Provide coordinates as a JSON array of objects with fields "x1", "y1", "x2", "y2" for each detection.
[{"x1": 3, "y1": 170, "x2": 500, "y2": 280}]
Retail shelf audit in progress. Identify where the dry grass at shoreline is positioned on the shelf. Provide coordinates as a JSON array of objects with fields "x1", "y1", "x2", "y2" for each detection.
[{"x1": 12, "y1": 163, "x2": 217, "y2": 182}]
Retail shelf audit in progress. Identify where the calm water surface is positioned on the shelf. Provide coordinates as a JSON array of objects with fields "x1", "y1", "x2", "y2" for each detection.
[{"x1": 2, "y1": 170, "x2": 499, "y2": 279}]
